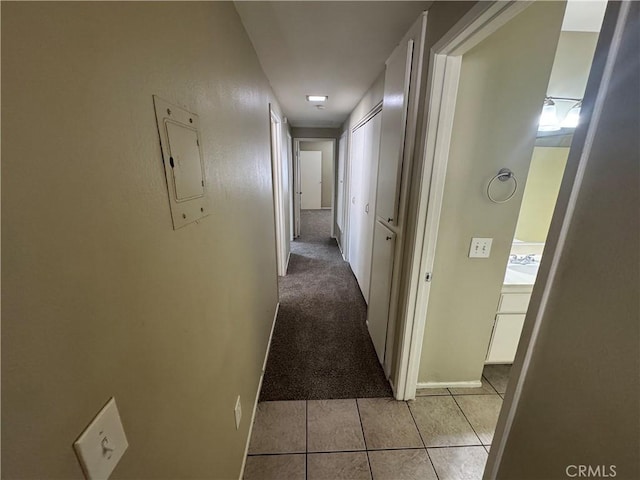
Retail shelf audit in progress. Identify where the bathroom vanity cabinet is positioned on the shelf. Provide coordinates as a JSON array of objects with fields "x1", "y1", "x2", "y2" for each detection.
[{"x1": 486, "y1": 283, "x2": 533, "y2": 364}]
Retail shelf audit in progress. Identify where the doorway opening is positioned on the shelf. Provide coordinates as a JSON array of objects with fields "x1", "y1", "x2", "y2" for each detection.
[{"x1": 293, "y1": 138, "x2": 336, "y2": 241}]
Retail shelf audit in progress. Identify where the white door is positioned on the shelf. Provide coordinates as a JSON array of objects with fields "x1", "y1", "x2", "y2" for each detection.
[
  {"x1": 348, "y1": 126, "x2": 365, "y2": 281},
  {"x1": 377, "y1": 39, "x2": 414, "y2": 226},
  {"x1": 360, "y1": 111, "x2": 382, "y2": 301},
  {"x1": 300, "y1": 151, "x2": 322, "y2": 210},
  {"x1": 337, "y1": 134, "x2": 347, "y2": 231},
  {"x1": 368, "y1": 221, "x2": 396, "y2": 364},
  {"x1": 294, "y1": 143, "x2": 301, "y2": 237},
  {"x1": 348, "y1": 111, "x2": 382, "y2": 303}
]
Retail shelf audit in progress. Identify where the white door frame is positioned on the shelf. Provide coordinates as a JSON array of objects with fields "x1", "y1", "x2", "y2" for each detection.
[
  {"x1": 270, "y1": 106, "x2": 288, "y2": 276},
  {"x1": 287, "y1": 132, "x2": 294, "y2": 241},
  {"x1": 293, "y1": 137, "x2": 338, "y2": 238},
  {"x1": 394, "y1": 1, "x2": 533, "y2": 400}
]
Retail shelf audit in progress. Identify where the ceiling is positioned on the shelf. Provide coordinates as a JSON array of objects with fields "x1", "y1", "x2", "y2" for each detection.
[{"x1": 234, "y1": 1, "x2": 431, "y2": 128}]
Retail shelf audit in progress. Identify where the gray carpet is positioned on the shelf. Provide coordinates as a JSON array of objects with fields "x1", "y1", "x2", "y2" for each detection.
[{"x1": 260, "y1": 209, "x2": 393, "y2": 400}]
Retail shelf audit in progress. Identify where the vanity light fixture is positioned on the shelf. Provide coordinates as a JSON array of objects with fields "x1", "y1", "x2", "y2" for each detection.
[
  {"x1": 538, "y1": 96, "x2": 582, "y2": 132},
  {"x1": 306, "y1": 95, "x2": 327, "y2": 102},
  {"x1": 538, "y1": 97, "x2": 560, "y2": 131}
]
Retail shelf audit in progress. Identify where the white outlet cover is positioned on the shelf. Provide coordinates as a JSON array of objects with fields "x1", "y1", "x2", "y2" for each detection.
[
  {"x1": 234, "y1": 396, "x2": 242, "y2": 430},
  {"x1": 74, "y1": 398, "x2": 128, "y2": 480}
]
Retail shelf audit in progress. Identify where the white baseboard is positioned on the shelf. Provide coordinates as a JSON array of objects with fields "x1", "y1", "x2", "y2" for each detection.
[
  {"x1": 417, "y1": 380, "x2": 482, "y2": 389},
  {"x1": 239, "y1": 302, "x2": 279, "y2": 480}
]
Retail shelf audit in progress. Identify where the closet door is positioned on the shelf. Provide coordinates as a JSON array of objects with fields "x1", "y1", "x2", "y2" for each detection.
[
  {"x1": 348, "y1": 126, "x2": 365, "y2": 268},
  {"x1": 336, "y1": 134, "x2": 347, "y2": 232},
  {"x1": 368, "y1": 221, "x2": 396, "y2": 364},
  {"x1": 359, "y1": 111, "x2": 382, "y2": 303},
  {"x1": 376, "y1": 39, "x2": 414, "y2": 226}
]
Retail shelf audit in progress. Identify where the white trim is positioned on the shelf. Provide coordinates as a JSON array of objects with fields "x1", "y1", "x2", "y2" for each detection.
[
  {"x1": 285, "y1": 251, "x2": 291, "y2": 274},
  {"x1": 270, "y1": 107, "x2": 288, "y2": 277},
  {"x1": 396, "y1": 1, "x2": 533, "y2": 401},
  {"x1": 238, "y1": 303, "x2": 280, "y2": 480},
  {"x1": 417, "y1": 380, "x2": 482, "y2": 390},
  {"x1": 486, "y1": 3, "x2": 630, "y2": 477}
]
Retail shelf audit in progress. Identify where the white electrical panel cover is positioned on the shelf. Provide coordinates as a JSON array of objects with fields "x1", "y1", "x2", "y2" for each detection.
[{"x1": 153, "y1": 95, "x2": 210, "y2": 229}]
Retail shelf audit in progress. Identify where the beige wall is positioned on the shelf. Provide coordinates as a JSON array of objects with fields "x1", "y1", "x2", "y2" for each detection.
[
  {"x1": 514, "y1": 147, "x2": 569, "y2": 242},
  {"x1": 343, "y1": 71, "x2": 385, "y2": 133},
  {"x1": 300, "y1": 141, "x2": 335, "y2": 208},
  {"x1": 491, "y1": 3, "x2": 640, "y2": 477},
  {"x1": 547, "y1": 31, "x2": 600, "y2": 99},
  {"x1": 418, "y1": 2, "x2": 565, "y2": 384},
  {"x1": 2, "y1": 3, "x2": 280, "y2": 478}
]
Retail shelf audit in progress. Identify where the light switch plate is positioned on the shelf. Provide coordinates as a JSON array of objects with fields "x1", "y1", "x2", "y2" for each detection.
[
  {"x1": 469, "y1": 237, "x2": 493, "y2": 258},
  {"x1": 74, "y1": 398, "x2": 128, "y2": 480}
]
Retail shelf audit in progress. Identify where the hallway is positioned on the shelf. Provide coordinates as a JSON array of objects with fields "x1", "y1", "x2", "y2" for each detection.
[{"x1": 260, "y1": 210, "x2": 392, "y2": 401}]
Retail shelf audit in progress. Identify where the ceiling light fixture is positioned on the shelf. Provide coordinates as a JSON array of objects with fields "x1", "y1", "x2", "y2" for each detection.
[{"x1": 306, "y1": 95, "x2": 327, "y2": 102}]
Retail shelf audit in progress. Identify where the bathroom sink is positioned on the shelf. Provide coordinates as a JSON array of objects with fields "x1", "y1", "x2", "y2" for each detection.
[
  {"x1": 504, "y1": 262, "x2": 540, "y2": 285},
  {"x1": 507, "y1": 263, "x2": 539, "y2": 274}
]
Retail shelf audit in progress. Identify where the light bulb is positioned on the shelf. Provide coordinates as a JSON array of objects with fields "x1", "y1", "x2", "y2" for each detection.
[
  {"x1": 538, "y1": 98, "x2": 560, "y2": 132},
  {"x1": 561, "y1": 102, "x2": 581, "y2": 128}
]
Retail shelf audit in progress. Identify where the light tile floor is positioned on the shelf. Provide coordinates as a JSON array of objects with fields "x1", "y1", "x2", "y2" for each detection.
[{"x1": 244, "y1": 366, "x2": 510, "y2": 479}]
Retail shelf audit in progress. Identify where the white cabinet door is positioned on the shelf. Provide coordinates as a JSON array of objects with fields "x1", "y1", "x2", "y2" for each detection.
[
  {"x1": 486, "y1": 314, "x2": 526, "y2": 363},
  {"x1": 367, "y1": 221, "x2": 396, "y2": 365},
  {"x1": 300, "y1": 151, "x2": 322, "y2": 210},
  {"x1": 376, "y1": 39, "x2": 414, "y2": 225}
]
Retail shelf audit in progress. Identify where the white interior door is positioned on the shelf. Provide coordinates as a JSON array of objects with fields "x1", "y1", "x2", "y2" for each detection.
[
  {"x1": 337, "y1": 134, "x2": 347, "y2": 231},
  {"x1": 377, "y1": 39, "x2": 414, "y2": 226},
  {"x1": 300, "y1": 151, "x2": 322, "y2": 210},
  {"x1": 348, "y1": 126, "x2": 365, "y2": 280},
  {"x1": 360, "y1": 111, "x2": 382, "y2": 301},
  {"x1": 294, "y1": 143, "x2": 301, "y2": 237},
  {"x1": 368, "y1": 220, "x2": 396, "y2": 364},
  {"x1": 348, "y1": 111, "x2": 382, "y2": 303}
]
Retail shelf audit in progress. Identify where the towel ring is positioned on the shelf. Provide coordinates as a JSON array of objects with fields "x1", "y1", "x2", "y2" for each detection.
[{"x1": 487, "y1": 168, "x2": 518, "y2": 204}]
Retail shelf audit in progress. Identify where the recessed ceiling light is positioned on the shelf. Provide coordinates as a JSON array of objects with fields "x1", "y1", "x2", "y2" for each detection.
[{"x1": 306, "y1": 95, "x2": 327, "y2": 102}]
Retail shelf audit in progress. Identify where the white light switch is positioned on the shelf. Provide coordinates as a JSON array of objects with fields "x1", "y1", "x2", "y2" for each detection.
[
  {"x1": 469, "y1": 237, "x2": 493, "y2": 258},
  {"x1": 74, "y1": 398, "x2": 128, "y2": 480}
]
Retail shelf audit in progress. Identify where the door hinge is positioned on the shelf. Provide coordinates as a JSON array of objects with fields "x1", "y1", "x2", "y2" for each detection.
[{"x1": 425, "y1": 272, "x2": 432, "y2": 282}]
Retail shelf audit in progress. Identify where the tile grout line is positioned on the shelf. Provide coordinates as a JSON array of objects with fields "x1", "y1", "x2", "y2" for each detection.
[
  {"x1": 355, "y1": 399, "x2": 374, "y2": 479},
  {"x1": 450, "y1": 394, "x2": 486, "y2": 448},
  {"x1": 406, "y1": 400, "x2": 440, "y2": 480},
  {"x1": 305, "y1": 400, "x2": 308, "y2": 480}
]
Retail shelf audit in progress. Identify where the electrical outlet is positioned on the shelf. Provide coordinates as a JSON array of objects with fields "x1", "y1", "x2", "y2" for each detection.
[
  {"x1": 73, "y1": 398, "x2": 128, "y2": 480},
  {"x1": 234, "y1": 396, "x2": 242, "y2": 430},
  {"x1": 469, "y1": 237, "x2": 493, "y2": 258}
]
